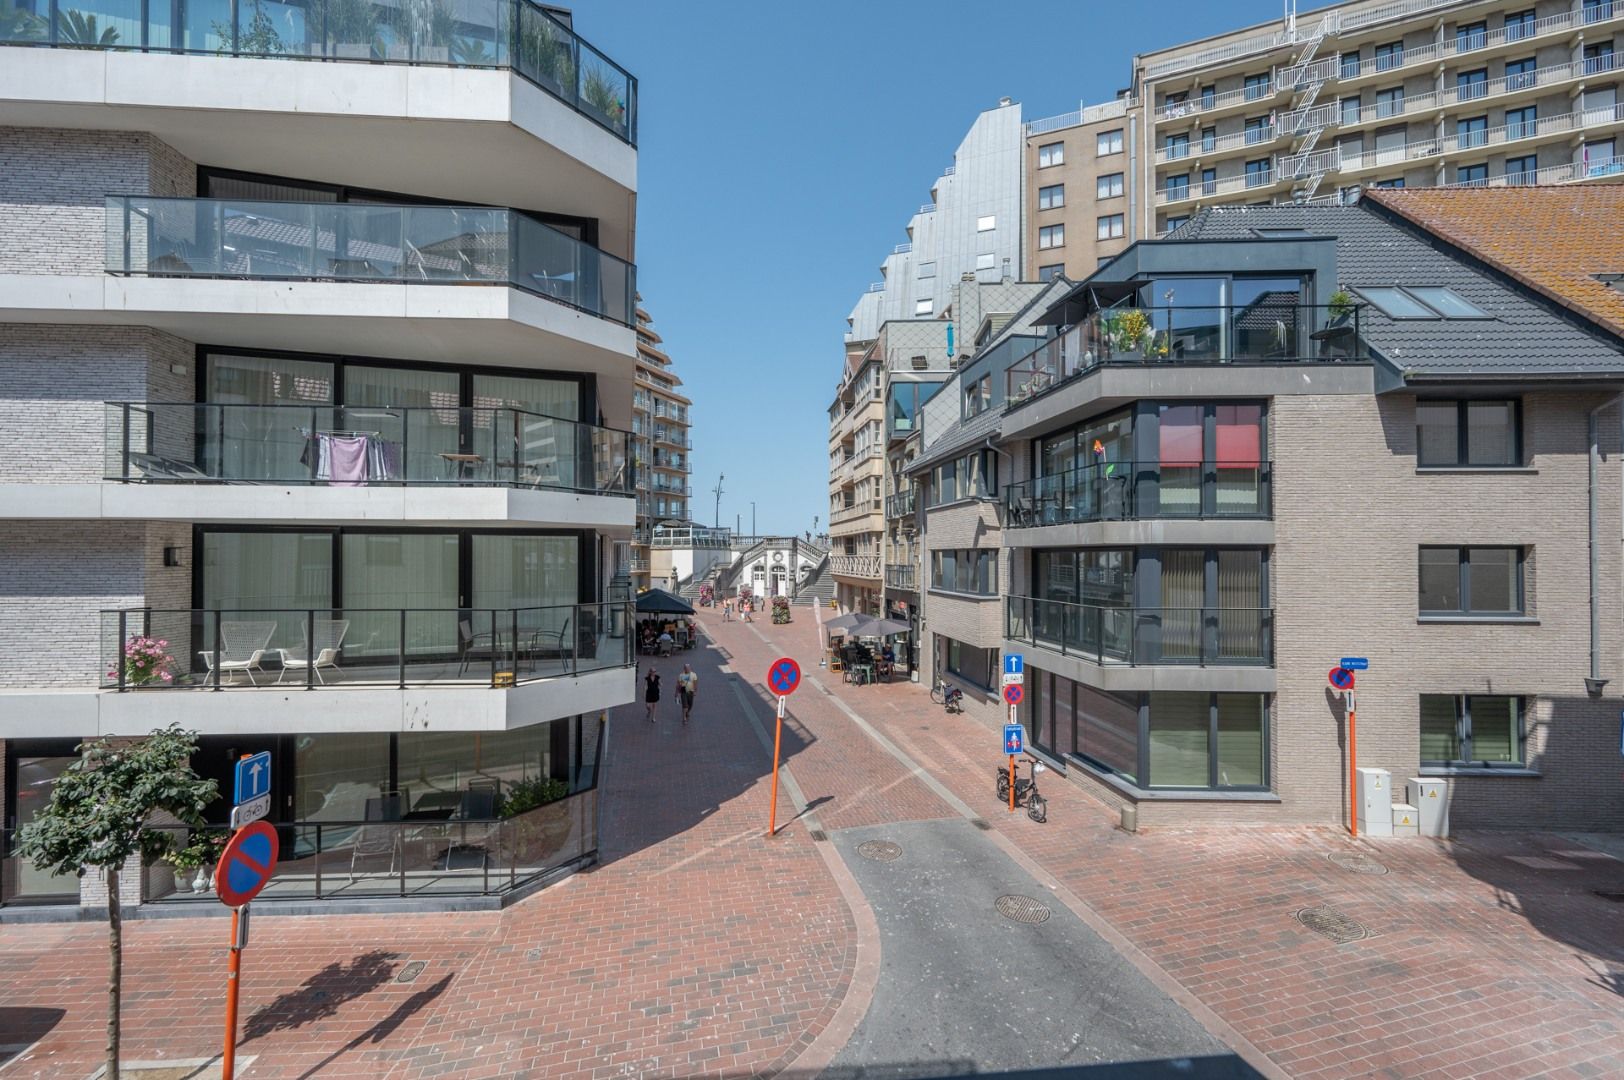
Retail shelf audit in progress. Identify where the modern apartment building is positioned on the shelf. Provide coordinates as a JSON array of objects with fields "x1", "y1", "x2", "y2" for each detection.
[
  {"x1": 980, "y1": 194, "x2": 1624, "y2": 831},
  {"x1": 828, "y1": 342, "x2": 888, "y2": 614},
  {"x1": 1023, "y1": 99, "x2": 1137, "y2": 282},
  {"x1": 846, "y1": 99, "x2": 1024, "y2": 343},
  {"x1": 1134, "y1": 0, "x2": 1623, "y2": 236},
  {"x1": 0, "y1": 4, "x2": 641, "y2": 909},
  {"x1": 631, "y1": 303, "x2": 693, "y2": 591}
]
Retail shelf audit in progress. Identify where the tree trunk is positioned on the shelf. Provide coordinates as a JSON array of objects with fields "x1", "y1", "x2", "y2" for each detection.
[{"x1": 106, "y1": 865, "x2": 121, "y2": 1080}]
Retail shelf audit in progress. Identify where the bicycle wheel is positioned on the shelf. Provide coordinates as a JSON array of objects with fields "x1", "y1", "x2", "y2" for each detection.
[
  {"x1": 996, "y1": 772, "x2": 1010, "y2": 800},
  {"x1": 1027, "y1": 793, "x2": 1047, "y2": 823}
]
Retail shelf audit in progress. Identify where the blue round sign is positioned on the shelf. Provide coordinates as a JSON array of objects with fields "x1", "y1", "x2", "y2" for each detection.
[
  {"x1": 1328, "y1": 666, "x2": 1356, "y2": 691},
  {"x1": 767, "y1": 657, "x2": 801, "y2": 697}
]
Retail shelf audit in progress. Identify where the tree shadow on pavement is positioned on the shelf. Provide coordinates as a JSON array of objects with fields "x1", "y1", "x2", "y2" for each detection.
[
  {"x1": 295, "y1": 972, "x2": 453, "y2": 1079},
  {"x1": 242, "y1": 950, "x2": 398, "y2": 1043},
  {"x1": 0, "y1": 1007, "x2": 64, "y2": 1062}
]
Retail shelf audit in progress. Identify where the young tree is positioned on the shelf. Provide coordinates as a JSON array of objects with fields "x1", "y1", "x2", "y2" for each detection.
[{"x1": 14, "y1": 725, "x2": 218, "y2": 1080}]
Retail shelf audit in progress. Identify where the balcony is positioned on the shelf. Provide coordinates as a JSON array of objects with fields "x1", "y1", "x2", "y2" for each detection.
[
  {"x1": 884, "y1": 563, "x2": 916, "y2": 591},
  {"x1": 1156, "y1": 79, "x2": 1278, "y2": 124},
  {"x1": 106, "y1": 196, "x2": 636, "y2": 327},
  {"x1": 650, "y1": 526, "x2": 733, "y2": 549},
  {"x1": 830, "y1": 554, "x2": 881, "y2": 580},
  {"x1": 1005, "y1": 304, "x2": 1365, "y2": 406},
  {"x1": 1439, "y1": 154, "x2": 1623, "y2": 188},
  {"x1": 1155, "y1": 122, "x2": 1280, "y2": 165},
  {"x1": 0, "y1": 0, "x2": 637, "y2": 145},
  {"x1": 1005, "y1": 597, "x2": 1273, "y2": 667},
  {"x1": 1004, "y1": 460, "x2": 1272, "y2": 528},
  {"x1": 649, "y1": 478, "x2": 690, "y2": 496},
  {"x1": 829, "y1": 501, "x2": 881, "y2": 526},
  {"x1": 652, "y1": 430, "x2": 691, "y2": 449},
  {"x1": 885, "y1": 490, "x2": 916, "y2": 519},
  {"x1": 1157, "y1": 165, "x2": 1281, "y2": 206}
]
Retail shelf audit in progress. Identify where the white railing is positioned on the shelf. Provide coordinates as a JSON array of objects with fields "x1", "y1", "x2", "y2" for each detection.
[
  {"x1": 894, "y1": 243, "x2": 912, "y2": 254},
  {"x1": 1157, "y1": 164, "x2": 1279, "y2": 205},
  {"x1": 1157, "y1": 80, "x2": 1277, "y2": 122},
  {"x1": 942, "y1": 165, "x2": 956, "y2": 176},
  {"x1": 1143, "y1": 32, "x2": 1291, "y2": 80},
  {"x1": 918, "y1": 203, "x2": 936, "y2": 213},
  {"x1": 1436, "y1": 154, "x2": 1623, "y2": 189},
  {"x1": 1280, "y1": 147, "x2": 1341, "y2": 179},
  {"x1": 1441, "y1": 54, "x2": 1619, "y2": 108},
  {"x1": 1027, "y1": 111, "x2": 1082, "y2": 135},
  {"x1": 1321, "y1": 105, "x2": 1624, "y2": 175},
  {"x1": 1333, "y1": 6, "x2": 1614, "y2": 85},
  {"x1": 829, "y1": 554, "x2": 882, "y2": 578},
  {"x1": 1156, "y1": 123, "x2": 1281, "y2": 163},
  {"x1": 868, "y1": 282, "x2": 885, "y2": 293}
]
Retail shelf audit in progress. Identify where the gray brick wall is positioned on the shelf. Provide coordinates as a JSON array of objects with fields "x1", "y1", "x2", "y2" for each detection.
[
  {"x1": 920, "y1": 497, "x2": 1006, "y2": 698},
  {"x1": 0, "y1": 325, "x2": 195, "y2": 482},
  {"x1": 0, "y1": 127, "x2": 196, "y2": 276}
]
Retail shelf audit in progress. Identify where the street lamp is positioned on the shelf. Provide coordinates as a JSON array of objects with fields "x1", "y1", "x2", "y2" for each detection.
[{"x1": 751, "y1": 501, "x2": 756, "y2": 539}]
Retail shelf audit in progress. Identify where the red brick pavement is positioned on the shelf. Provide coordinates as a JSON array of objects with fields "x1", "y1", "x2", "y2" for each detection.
[
  {"x1": 704, "y1": 605, "x2": 1624, "y2": 1080},
  {"x1": 0, "y1": 627, "x2": 862, "y2": 1080}
]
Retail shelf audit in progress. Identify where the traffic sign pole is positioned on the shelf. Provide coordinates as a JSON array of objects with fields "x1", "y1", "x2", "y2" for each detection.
[
  {"x1": 768, "y1": 694, "x2": 785, "y2": 838},
  {"x1": 223, "y1": 906, "x2": 244, "y2": 1080},
  {"x1": 1347, "y1": 689, "x2": 1358, "y2": 839},
  {"x1": 764, "y1": 658, "x2": 800, "y2": 838}
]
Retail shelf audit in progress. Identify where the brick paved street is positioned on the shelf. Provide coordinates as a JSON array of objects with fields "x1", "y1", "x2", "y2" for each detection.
[{"x1": 1, "y1": 604, "x2": 1621, "y2": 1079}]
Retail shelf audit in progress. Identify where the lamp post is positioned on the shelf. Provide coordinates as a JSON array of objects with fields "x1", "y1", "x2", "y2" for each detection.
[{"x1": 751, "y1": 501, "x2": 756, "y2": 540}]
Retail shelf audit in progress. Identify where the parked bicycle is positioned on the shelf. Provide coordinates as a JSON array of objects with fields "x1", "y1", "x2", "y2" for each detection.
[
  {"x1": 995, "y1": 757, "x2": 1048, "y2": 823},
  {"x1": 929, "y1": 678, "x2": 964, "y2": 713}
]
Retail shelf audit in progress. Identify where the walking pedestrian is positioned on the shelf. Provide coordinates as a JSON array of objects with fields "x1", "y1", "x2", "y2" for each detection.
[
  {"x1": 742, "y1": 598, "x2": 754, "y2": 623},
  {"x1": 676, "y1": 663, "x2": 698, "y2": 724},
  {"x1": 644, "y1": 667, "x2": 661, "y2": 722}
]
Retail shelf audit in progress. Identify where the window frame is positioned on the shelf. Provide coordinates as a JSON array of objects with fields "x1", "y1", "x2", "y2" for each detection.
[
  {"x1": 1038, "y1": 141, "x2": 1065, "y2": 168},
  {"x1": 1096, "y1": 172, "x2": 1124, "y2": 200},
  {"x1": 1038, "y1": 223, "x2": 1066, "y2": 250},
  {"x1": 1416, "y1": 398, "x2": 1521, "y2": 468},
  {"x1": 1096, "y1": 214, "x2": 1124, "y2": 240},
  {"x1": 1097, "y1": 129, "x2": 1124, "y2": 156},
  {"x1": 1037, "y1": 183, "x2": 1065, "y2": 210},
  {"x1": 1419, "y1": 694, "x2": 1527, "y2": 768},
  {"x1": 1418, "y1": 545, "x2": 1526, "y2": 617}
]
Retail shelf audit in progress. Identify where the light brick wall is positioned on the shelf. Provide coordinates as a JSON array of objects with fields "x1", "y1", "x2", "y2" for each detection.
[
  {"x1": 920, "y1": 498, "x2": 1006, "y2": 700},
  {"x1": 1273, "y1": 389, "x2": 1624, "y2": 830},
  {"x1": 0, "y1": 325, "x2": 195, "y2": 482},
  {"x1": 0, "y1": 128, "x2": 196, "y2": 276}
]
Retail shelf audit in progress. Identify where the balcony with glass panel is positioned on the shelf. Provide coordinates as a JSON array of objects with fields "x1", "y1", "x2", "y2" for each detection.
[
  {"x1": 1004, "y1": 459, "x2": 1272, "y2": 532},
  {"x1": 1005, "y1": 596, "x2": 1273, "y2": 669}
]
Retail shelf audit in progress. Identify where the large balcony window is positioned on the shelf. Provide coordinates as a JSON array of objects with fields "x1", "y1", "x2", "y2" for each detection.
[
  {"x1": 106, "y1": 196, "x2": 636, "y2": 326},
  {"x1": 2, "y1": 0, "x2": 636, "y2": 143}
]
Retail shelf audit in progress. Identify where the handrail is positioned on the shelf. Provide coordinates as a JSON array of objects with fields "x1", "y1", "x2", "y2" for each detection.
[
  {"x1": 105, "y1": 196, "x2": 636, "y2": 326},
  {"x1": 1003, "y1": 459, "x2": 1273, "y2": 525},
  {"x1": 1, "y1": 0, "x2": 637, "y2": 144},
  {"x1": 1005, "y1": 596, "x2": 1274, "y2": 667},
  {"x1": 1306, "y1": 105, "x2": 1624, "y2": 175},
  {"x1": 1438, "y1": 154, "x2": 1622, "y2": 189}
]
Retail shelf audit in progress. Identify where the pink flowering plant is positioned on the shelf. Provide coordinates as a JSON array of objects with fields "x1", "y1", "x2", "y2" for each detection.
[{"x1": 112, "y1": 635, "x2": 176, "y2": 686}]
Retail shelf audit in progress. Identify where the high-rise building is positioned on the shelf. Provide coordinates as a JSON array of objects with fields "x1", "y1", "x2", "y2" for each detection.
[
  {"x1": 1023, "y1": 99, "x2": 1137, "y2": 282},
  {"x1": 0, "y1": 3, "x2": 640, "y2": 909},
  {"x1": 631, "y1": 304, "x2": 694, "y2": 591}
]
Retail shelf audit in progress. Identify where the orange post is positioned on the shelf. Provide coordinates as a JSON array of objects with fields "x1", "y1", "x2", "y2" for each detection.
[
  {"x1": 767, "y1": 694, "x2": 785, "y2": 837},
  {"x1": 1008, "y1": 755, "x2": 1015, "y2": 813},
  {"x1": 222, "y1": 907, "x2": 242, "y2": 1080},
  {"x1": 1347, "y1": 691, "x2": 1358, "y2": 838}
]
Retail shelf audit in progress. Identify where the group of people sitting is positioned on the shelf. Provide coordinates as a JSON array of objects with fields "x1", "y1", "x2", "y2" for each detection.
[
  {"x1": 836, "y1": 639, "x2": 896, "y2": 682},
  {"x1": 638, "y1": 618, "x2": 697, "y2": 656}
]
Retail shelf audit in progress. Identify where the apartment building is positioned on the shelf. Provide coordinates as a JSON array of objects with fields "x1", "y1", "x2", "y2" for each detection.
[
  {"x1": 631, "y1": 304, "x2": 693, "y2": 591},
  {"x1": 1023, "y1": 100, "x2": 1138, "y2": 282},
  {"x1": 983, "y1": 194, "x2": 1624, "y2": 831},
  {"x1": 1134, "y1": 0, "x2": 1623, "y2": 236},
  {"x1": 0, "y1": 4, "x2": 640, "y2": 909},
  {"x1": 828, "y1": 343, "x2": 888, "y2": 614},
  {"x1": 846, "y1": 99, "x2": 1024, "y2": 343}
]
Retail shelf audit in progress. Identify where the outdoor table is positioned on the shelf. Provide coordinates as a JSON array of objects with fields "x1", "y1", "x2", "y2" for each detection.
[{"x1": 439, "y1": 452, "x2": 484, "y2": 481}]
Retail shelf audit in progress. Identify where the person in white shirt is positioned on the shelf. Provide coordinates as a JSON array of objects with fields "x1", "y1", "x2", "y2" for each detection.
[{"x1": 676, "y1": 664, "x2": 698, "y2": 723}]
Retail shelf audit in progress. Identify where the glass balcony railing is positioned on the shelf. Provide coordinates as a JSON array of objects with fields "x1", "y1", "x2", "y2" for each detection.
[
  {"x1": 884, "y1": 563, "x2": 916, "y2": 591},
  {"x1": 2, "y1": 0, "x2": 636, "y2": 143},
  {"x1": 105, "y1": 402, "x2": 632, "y2": 494},
  {"x1": 1003, "y1": 460, "x2": 1272, "y2": 527},
  {"x1": 1005, "y1": 597, "x2": 1274, "y2": 667},
  {"x1": 885, "y1": 490, "x2": 916, "y2": 518},
  {"x1": 1006, "y1": 305, "x2": 1364, "y2": 405},
  {"x1": 101, "y1": 601, "x2": 634, "y2": 691},
  {"x1": 105, "y1": 196, "x2": 636, "y2": 326}
]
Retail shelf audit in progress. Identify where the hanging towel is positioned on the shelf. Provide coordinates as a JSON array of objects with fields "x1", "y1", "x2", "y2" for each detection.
[{"x1": 326, "y1": 434, "x2": 370, "y2": 486}]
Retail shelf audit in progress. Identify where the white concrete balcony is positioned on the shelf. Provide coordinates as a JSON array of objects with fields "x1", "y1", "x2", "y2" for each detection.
[{"x1": 0, "y1": 0, "x2": 637, "y2": 240}]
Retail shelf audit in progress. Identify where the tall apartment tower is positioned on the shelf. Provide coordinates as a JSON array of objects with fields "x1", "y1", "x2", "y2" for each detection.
[
  {"x1": 845, "y1": 99, "x2": 1025, "y2": 343},
  {"x1": 630, "y1": 304, "x2": 693, "y2": 592},
  {"x1": 1134, "y1": 0, "x2": 1622, "y2": 237},
  {"x1": 0, "y1": 5, "x2": 641, "y2": 910},
  {"x1": 1023, "y1": 99, "x2": 1138, "y2": 281}
]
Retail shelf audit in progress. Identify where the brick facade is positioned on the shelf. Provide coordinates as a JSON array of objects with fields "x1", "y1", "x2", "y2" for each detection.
[{"x1": 919, "y1": 498, "x2": 1006, "y2": 704}]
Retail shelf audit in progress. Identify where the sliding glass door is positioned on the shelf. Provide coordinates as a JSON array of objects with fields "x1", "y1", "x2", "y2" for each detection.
[
  {"x1": 345, "y1": 366, "x2": 460, "y2": 483},
  {"x1": 204, "y1": 354, "x2": 334, "y2": 481},
  {"x1": 342, "y1": 533, "x2": 460, "y2": 663}
]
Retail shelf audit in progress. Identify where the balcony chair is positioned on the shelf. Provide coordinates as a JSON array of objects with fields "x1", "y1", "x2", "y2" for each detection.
[
  {"x1": 525, "y1": 616, "x2": 572, "y2": 670},
  {"x1": 349, "y1": 793, "x2": 404, "y2": 884},
  {"x1": 278, "y1": 619, "x2": 350, "y2": 685},
  {"x1": 457, "y1": 618, "x2": 498, "y2": 676},
  {"x1": 198, "y1": 620, "x2": 278, "y2": 686}
]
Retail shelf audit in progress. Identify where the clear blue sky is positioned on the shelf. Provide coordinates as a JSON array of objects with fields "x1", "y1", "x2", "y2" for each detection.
[{"x1": 586, "y1": 0, "x2": 1286, "y2": 537}]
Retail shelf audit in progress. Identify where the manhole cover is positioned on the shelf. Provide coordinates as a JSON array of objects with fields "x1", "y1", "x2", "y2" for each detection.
[
  {"x1": 1295, "y1": 906, "x2": 1375, "y2": 944},
  {"x1": 995, "y1": 894, "x2": 1051, "y2": 924},
  {"x1": 857, "y1": 840, "x2": 902, "y2": 861},
  {"x1": 395, "y1": 961, "x2": 426, "y2": 983},
  {"x1": 1327, "y1": 851, "x2": 1389, "y2": 875}
]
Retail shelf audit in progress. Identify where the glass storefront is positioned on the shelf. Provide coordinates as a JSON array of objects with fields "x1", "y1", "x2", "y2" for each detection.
[{"x1": 3, "y1": 745, "x2": 83, "y2": 901}]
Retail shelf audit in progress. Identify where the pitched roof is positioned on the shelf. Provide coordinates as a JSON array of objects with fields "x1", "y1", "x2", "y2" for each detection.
[
  {"x1": 1362, "y1": 186, "x2": 1624, "y2": 340},
  {"x1": 1174, "y1": 203, "x2": 1624, "y2": 378}
]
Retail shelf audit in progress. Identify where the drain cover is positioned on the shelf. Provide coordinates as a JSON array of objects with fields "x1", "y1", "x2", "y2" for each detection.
[
  {"x1": 856, "y1": 840, "x2": 902, "y2": 861},
  {"x1": 995, "y1": 894, "x2": 1052, "y2": 924},
  {"x1": 1295, "y1": 906, "x2": 1375, "y2": 944},
  {"x1": 395, "y1": 961, "x2": 426, "y2": 984},
  {"x1": 1326, "y1": 851, "x2": 1389, "y2": 875},
  {"x1": 809, "y1": 829, "x2": 830, "y2": 842}
]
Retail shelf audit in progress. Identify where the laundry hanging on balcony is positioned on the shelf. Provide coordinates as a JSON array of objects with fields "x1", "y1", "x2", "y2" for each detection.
[{"x1": 300, "y1": 430, "x2": 403, "y2": 485}]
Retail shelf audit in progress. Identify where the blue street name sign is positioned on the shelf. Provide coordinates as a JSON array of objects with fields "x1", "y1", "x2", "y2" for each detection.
[
  {"x1": 1003, "y1": 654, "x2": 1024, "y2": 677},
  {"x1": 234, "y1": 751, "x2": 272, "y2": 805},
  {"x1": 1339, "y1": 657, "x2": 1369, "y2": 670},
  {"x1": 1003, "y1": 724, "x2": 1025, "y2": 755}
]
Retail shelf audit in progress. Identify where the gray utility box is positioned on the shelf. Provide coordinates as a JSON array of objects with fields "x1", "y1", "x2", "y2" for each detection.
[
  {"x1": 1406, "y1": 778, "x2": 1449, "y2": 837},
  {"x1": 1391, "y1": 803, "x2": 1420, "y2": 836},
  {"x1": 1356, "y1": 767, "x2": 1393, "y2": 837}
]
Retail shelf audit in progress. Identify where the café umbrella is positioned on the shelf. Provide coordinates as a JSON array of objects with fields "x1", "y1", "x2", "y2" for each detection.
[
  {"x1": 849, "y1": 615, "x2": 911, "y2": 638},
  {"x1": 635, "y1": 588, "x2": 695, "y2": 615}
]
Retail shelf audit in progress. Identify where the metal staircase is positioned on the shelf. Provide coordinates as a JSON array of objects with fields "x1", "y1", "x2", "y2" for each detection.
[{"x1": 1279, "y1": 12, "x2": 1341, "y2": 201}]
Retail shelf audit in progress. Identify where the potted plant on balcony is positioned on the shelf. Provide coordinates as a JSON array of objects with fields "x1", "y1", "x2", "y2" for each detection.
[
  {"x1": 111, "y1": 636, "x2": 176, "y2": 687},
  {"x1": 1102, "y1": 309, "x2": 1151, "y2": 356},
  {"x1": 1327, "y1": 288, "x2": 1355, "y2": 324}
]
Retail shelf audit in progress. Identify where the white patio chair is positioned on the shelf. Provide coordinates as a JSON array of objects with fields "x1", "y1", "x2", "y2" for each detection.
[
  {"x1": 279, "y1": 619, "x2": 349, "y2": 685},
  {"x1": 349, "y1": 793, "x2": 403, "y2": 884},
  {"x1": 198, "y1": 620, "x2": 277, "y2": 686}
]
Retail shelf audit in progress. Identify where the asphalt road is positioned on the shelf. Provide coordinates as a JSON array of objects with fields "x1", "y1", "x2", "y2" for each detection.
[{"x1": 821, "y1": 818, "x2": 1259, "y2": 1080}]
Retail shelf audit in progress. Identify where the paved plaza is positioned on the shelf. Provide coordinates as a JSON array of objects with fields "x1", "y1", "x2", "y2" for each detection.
[{"x1": 1, "y1": 607, "x2": 1621, "y2": 1079}]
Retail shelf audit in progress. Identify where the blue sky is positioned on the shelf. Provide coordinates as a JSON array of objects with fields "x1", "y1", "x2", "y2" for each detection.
[{"x1": 588, "y1": 0, "x2": 1287, "y2": 536}]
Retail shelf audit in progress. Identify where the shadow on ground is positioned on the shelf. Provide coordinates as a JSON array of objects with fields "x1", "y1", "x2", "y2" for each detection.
[
  {"x1": 0, "y1": 1006, "x2": 64, "y2": 1056},
  {"x1": 242, "y1": 950, "x2": 399, "y2": 1042}
]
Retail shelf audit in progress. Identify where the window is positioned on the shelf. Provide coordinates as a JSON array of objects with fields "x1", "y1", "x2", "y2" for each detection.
[
  {"x1": 1358, "y1": 285, "x2": 1489, "y2": 320},
  {"x1": 1406, "y1": 288, "x2": 1490, "y2": 319},
  {"x1": 1096, "y1": 173, "x2": 1124, "y2": 199},
  {"x1": 1038, "y1": 141, "x2": 1064, "y2": 168},
  {"x1": 1418, "y1": 546, "x2": 1524, "y2": 615},
  {"x1": 977, "y1": 214, "x2": 996, "y2": 232},
  {"x1": 1375, "y1": 86, "x2": 1404, "y2": 118},
  {"x1": 1038, "y1": 263, "x2": 1065, "y2": 282},
  {"x1": 1455, "y1": 20, "x2": 1487, "y2": 52},
  {"x1": 1504, "y1": 9, "x2": 1535, "y2": 40},
  {"x1": 1457, "y1": 115, "x2": 1488, "y2": 150},
  {"x1": 1375, "y1": 40, "x2": 1403, "y2": 71},
  {"x1": 939, "y1": 635, "x2": 997, "y2": 690},
  {"x1": 1244, "y1": 116, "x2": 1271, "y2": 144},
  {"x1": 1038, "y1": 183, "x2": 1064, "y2": 210},
  {"x1": 1096, "y1": 214, "x2": 1123, "y2": 240},
  {"x1": 1420, "y1": 695, "x2": 1525, "y2": 767},
  {"x1": 1505, "y1": 105, "x2": 1536, "y2": 140},
  {"x1": 1456, "y1": 68, "x2": 1487, "y2": 101},
  {"x1": 1340, "y1": 50, "x2": 1361, "y2": 78},
  {"x1": 1251, "y1": 227, "x2": 1312, "y2": 238},
  {"x1": 930, "y1": 549, "x2": 994, "y2": 595},
  {"x1": 1505, "y1": 154, "x2": 1538, "y2": 182},
  {"x1": 1244, "y1": 158, "x2": 1271, "y2": 187},
  {"x1": 1504, "y1": 56, "x2": 1536, "y2": 91},
  {"x1": 975, "y1": 252, "x2": 997, "y2": 270},
  {"x1": 1416, "y1": 399, "x2": 1518, "y2": 467},
  {"x1": 1165, "y1": 132, "x2": 1190, "y2": 159},
  {"x1": 1039, "y1": 224, "x2": 1065, "y2": 249},
  {"x1": 1098, "y1": 254, "x2": 1118, "y2": 268},
  {"x1": 1584, "y1": 40, "x2": 1616, "y2": 76},
  {"x1": 1097, "y1": 129, "x2": 1123, "y2": 156},
  {"x1": 914, "y1": 298, "x2": 933, "y2": 316},
  {"x1": 1200, "y1": 168, "x2": 1216, "y2": 195},
  {"x1": 964, "y1": 373, "x2": 992, "y2": 418},
  {"x1": 1585, "y1": 0, "x2": 1616, "y2": 25},
  {"x1": 1243, "y1": 72, "x2": 1270, "y2": 101},
  {"x1": 1374, "y1": 177, "x2": 1405, "y2": 188},
  {"x1": 918, "y1": 261, "x2": 936, "y2": 278},
  {"x1": 1201, "y1": 126, "x2": 1216, "y2": 152},
  {"x1": 1165, "y1": 173, "x2": 1190, "y2": 199},
  {"x1": 1353, "y1": 286, "x2": 1440, "y2": 318},
  {"x1": 1164, "y1": 216, "x2": 1189, "y2": 234},
  {"x1": 1456, "y1": 162, "x2": 1488, "y2": 184},
  {"x1": 1340, "y1": 95, "x2": 1361, "y2": 125}
]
